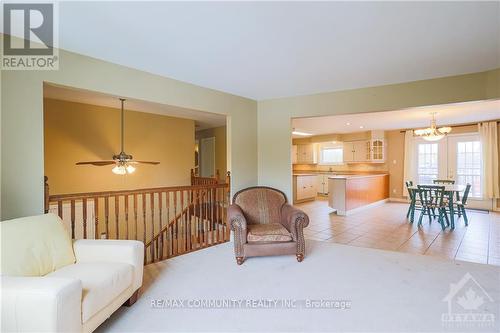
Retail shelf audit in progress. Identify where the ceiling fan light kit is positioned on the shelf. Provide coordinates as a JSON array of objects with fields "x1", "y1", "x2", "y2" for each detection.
[
  {"x1": 76, "y1": 98, "x2": 159, "y2": 174},
  {"x1": 414, "y1": 112, "x2": 452, "y2": 141}
]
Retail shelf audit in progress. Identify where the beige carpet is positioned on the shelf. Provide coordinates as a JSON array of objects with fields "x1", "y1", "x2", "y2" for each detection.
[{"x1": 96, "y1": 240, "x2": 500, "y2": 332}]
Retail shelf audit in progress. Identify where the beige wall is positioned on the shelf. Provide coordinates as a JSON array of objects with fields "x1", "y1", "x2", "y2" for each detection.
[
  {"x1": 1, "y1": 36, "x2": 257, "y2": 220},
  {"x1": 44, "y1": 98, "x2": 195, "y2": 194},
  {"x1": 258, "y1": 69, "x2": 500, "y2": 200},
  {"x1": 195, "y1": 126, "x2": 227, "y2": 179}
]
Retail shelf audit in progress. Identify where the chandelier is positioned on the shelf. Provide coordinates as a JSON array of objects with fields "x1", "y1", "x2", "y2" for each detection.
[{"x1": 414, "y1": 113, "x2": 452, "y2": 141}]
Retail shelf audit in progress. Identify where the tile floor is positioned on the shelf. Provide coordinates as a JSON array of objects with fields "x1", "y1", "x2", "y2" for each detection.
[{"x1": 296, "y1": 198, "x2": 500, "y2": 266}]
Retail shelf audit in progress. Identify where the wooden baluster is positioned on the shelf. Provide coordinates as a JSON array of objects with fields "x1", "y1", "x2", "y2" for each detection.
[
  {"x1": 215, "y1": 188, "x2": 219, "y2": 244},
  {"x1": 124, "y1": 195, "x2": 129, "y2": 240},
  {"x1": 44, "y1": 176, "x2": 50, "y2": 213},
  {"x1": 173, "y1": 190, "x2": 178, "y2": 256},
  {"x1": 158, "y1": 191, "x2": 163, "y2": 260},
  {"x1": 193, "y1": 189, "x2": 198, "y2": 250},
  {"x1": 150, "y1": 192, "x2": 155, "y2": 262},
  {"x1": 82, "y1": 198, "x2": 87, "y2": 239},
  {"x1": 166, "y1": 191, "x2": 171, "y2": 258},
  {"x1": 94, "y1": 198, "x2": 99, "y2": 239},
  {"x1": 57, "y1": 200, "x2": 63, "y2": 219},
  {"x1": 70, "y1": 200, "x2": 76, "y2": 239},
  {"x1": 133, "y1": 193, "x2": 138, "y2": 240},
  {"x1": 180, "y1": 189, "x2": 185, "y2": 253},
  {"x1": 115, "y1": 196, "x2": 119, "y2": 239},
  {"x1": 142, "y1": 193, "x2": 147, "y2": 263},
  {"x1": 105, "y1": 196, "x2": 110, "y2": 239},
  {"x1": 187, "y1": 190, "x2": 192, "y2": 251},
  {"x1": 224, "y1": 182, "x2": 229, "y2": 240},
  {"x1": 210, "y1": 187, "x2": 214, "y2": 245}
]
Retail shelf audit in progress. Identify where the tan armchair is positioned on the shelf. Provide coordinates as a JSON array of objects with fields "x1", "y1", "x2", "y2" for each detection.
[{"x1": 228, "y1": 186, "x2": 309, "y2": 265}]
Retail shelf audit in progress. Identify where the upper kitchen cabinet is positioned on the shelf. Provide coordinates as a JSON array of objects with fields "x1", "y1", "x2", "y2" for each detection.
[
  {"x1": 343, "y1": 131, "x2": 386, "y2": 163},
  {"x1": 291, "y1": 145, "x2": 298, "y2": 164},
  {"x1": 368, "y1": 130, "x2": 386, "y2": 163},
  {"x1": 343, "y1": 140, "x2": 367, "y2": 163},
  {"x1": 294, "y1": 144, "x2": 318, "y2": 164}
]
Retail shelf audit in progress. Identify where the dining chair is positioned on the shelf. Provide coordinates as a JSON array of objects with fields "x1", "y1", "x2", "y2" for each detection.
[
  {"x1": 451, "y1": 183, "x2": 472, "y2": 226},
  {"x1": 433, "y1": 179, "x2": 456, "y2": 185},
  {"x1": 416, "y1": 185, "x2": 449, "y2": 230},
  {"x1": 405, "y1": 181, "x2": 421, "y2": 223}
]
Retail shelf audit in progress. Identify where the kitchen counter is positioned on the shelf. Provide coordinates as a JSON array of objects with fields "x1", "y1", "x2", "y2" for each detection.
[
  {"x1": 328, "y1": 174, "x2": 388, "y2": 179},
  {"x1": 328, "y1": 174, "x2": 389, "y2": 215}
]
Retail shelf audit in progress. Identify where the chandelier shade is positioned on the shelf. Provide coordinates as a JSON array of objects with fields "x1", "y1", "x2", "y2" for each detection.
[{"x1": 414, "y1": 113, "x2": 452, "y2": 141}]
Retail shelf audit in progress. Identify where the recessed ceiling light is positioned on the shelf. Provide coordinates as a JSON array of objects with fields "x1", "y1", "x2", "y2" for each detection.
[
  {"x1": 292, "y1": 131, "x2": 313, "y2": 136},
  {"x1": 359, "y1": 126, "x2": 364, "y2": 129},
  {"x1": 346, "y1": 122, "x2": 351, "y2": 125}
]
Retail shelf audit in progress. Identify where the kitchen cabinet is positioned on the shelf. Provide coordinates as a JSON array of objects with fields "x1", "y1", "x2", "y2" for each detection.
[
  {"x1": 291, "y1": 145, "x2": 298, "y2": 164},
  {"x1": 295, "y1": 144, "x2": 317, "y2": 164},
  {"x1": 343, "y1": 131, "x2": 386, "y2": 163},
  {"x1": 316, "y1": 174, "x2": 329, "y2": 195},
  {"x1": 293, "y1": 175, "x2": 317, "y2": 203},
  {"x1": 342, "y1": 142, "x2": 354, "y2": 162},
  {"x1": 342, "y1": 141, "x2": 366, "y2": 163}
]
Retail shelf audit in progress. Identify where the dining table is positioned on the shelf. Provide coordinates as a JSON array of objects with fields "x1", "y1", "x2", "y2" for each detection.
[{"x1": 407, "y1": 183, "x2": 466, "y2": 229}]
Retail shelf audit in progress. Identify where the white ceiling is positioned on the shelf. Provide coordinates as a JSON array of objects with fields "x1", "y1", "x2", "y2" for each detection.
[
  {"x1": 43, "y1": 83, "x2": 226, "y2": 131},
  {"x1": 292, "y1": 99, "x2": 500, "y2": 136},
  {"x1": 25, "y1": 1, "x2": 500, "y2": 100}
]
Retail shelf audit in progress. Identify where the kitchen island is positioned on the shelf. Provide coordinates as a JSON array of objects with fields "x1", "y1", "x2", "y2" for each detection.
[{"x1": 328, "y1": 174, "x2": 389, "y2": 215}]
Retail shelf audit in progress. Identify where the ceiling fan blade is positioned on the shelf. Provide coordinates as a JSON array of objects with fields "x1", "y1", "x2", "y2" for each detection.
[
  {"x1": 76, "y1": 161, "x2": 116, "y2": 166},
  {"x1": 131, "y1": 160, "x2": 160, "y2": 165}
]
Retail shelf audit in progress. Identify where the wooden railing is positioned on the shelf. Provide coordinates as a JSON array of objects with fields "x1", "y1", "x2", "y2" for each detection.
[
  {"x1": 44, "y1": 172, "x2": 231, "y2": 265},
  {"x1": 191, "y1": 169, "x2": 221, "y2": 185}
]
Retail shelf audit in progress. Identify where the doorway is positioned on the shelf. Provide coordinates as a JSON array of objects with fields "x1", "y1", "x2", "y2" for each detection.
[
  {"x1": 200, "y1": 137, "x2": 216, "y2": 177},
  {"x1": 415, "y1": 133, "x2": 492, "y2": 210}
]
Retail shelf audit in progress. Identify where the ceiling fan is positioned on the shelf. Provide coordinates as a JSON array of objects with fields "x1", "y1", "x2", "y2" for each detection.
[{"x1": 76, "y1": 98, "x2": 160, "y2": 175}]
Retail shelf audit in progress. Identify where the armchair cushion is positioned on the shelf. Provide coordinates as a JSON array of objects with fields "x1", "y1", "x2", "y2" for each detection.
[
  {"x1": 233, "y1": 187, "x2": 286, "y2": 225},
  {"x1": 247, "y1": 223, "x2": 292, "y2": 242},
  {"x1": 47, "y1": 262, "x2": 133, "y2": 322},
  {"x1": 0, "y1": 213, "x2": 75, "y2": 277}
]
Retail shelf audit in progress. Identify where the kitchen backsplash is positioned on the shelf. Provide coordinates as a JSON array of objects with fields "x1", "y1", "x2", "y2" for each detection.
[{"x1": 293, "y1": 163, "x2": 388, "y2": 173}]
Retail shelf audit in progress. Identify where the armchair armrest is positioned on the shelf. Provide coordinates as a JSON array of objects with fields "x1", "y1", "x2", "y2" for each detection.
[
  {"x1": 73, "y1": 239, "x2": 144, "y2": 290},
  {"x1": 280, "y1": 204, "x2": 310, "y2": 241},
  {"x1": 1, "y1": 276, "x2": 82, "y2": 332},
  {"x1": 228, "y1": 204, "x2": 247, "y2": 258}
]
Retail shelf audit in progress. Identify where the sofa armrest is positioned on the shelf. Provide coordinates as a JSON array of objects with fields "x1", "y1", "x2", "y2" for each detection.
[
  {"x1": 1, "y1": 276, "x2": 82, "y2": 333},
  {"x1": 228, "y1": 204, "x2": 247, "y2": 257},
  {"x1": 73, "y1": 239, "x2": 144, "y2": 290},
  {"x1": 280, "y1": 204, "x2": 309, "y2": 241}
]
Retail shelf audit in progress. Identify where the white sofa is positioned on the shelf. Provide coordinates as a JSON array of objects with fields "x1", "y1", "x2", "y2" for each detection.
[{"x1": 1, "y1": 213, "x2": 144, "y2": 332}]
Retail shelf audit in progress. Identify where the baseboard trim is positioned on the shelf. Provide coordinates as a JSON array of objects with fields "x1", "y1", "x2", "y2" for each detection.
[
  {"x1": 389, "y1": 197, "x2": 408, "y2": 203},
  {"x1": 341, "y1": 198, "x2": 389, "y2": 216}
]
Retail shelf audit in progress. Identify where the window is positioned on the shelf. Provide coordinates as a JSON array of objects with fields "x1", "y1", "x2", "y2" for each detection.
[
  {"x1": 319, "y1": 143, "x2": 343, "y2": 165},
  {"x1": 456, "y1": 141, "x2": 482, "y2": 198},
  {"x1": 417, "y1": 143, "x2": 438, "y2": 184}
]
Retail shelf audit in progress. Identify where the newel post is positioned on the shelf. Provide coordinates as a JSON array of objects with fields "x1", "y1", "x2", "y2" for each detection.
[
  {"x1": 44, "y1": 176, "x2": 49, "y2": 214},
  {"x1": 226, "y1": 171, "x2": 231, "y2": 203}
]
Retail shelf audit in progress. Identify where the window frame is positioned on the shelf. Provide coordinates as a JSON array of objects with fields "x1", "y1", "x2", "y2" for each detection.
[{"x1": 318, "y1": 142, "x2": 344, "y2": 165}]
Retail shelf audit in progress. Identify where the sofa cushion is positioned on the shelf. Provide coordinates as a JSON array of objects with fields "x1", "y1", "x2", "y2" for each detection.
[
  {"x1": 234, "y1": 188, "x2": 287, "y2": 225},
  {"x1": 247, "y1": 223, "x2": 292, "y2": 242},
  {"x1": 47, "y1": 262, "x2": 133, "y2": 323},
  {"x1": 0, "y1": 213, "x2": 75, "y2": 276}
]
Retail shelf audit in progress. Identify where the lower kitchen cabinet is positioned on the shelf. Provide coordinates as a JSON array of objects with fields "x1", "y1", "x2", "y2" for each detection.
[{"x1": 293, "y1": 175, "x2": 317, "y2": 203}]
